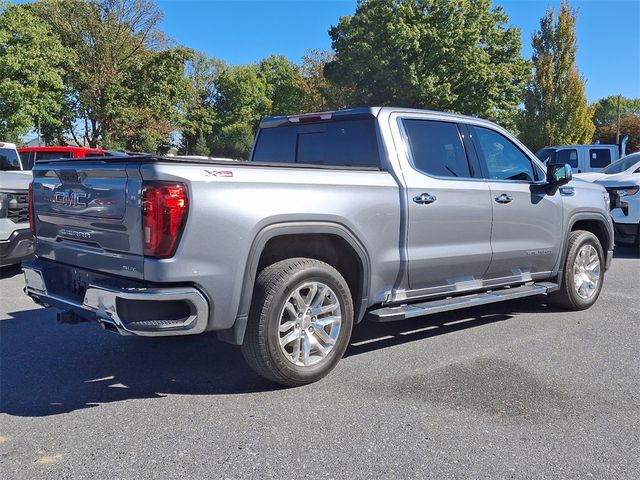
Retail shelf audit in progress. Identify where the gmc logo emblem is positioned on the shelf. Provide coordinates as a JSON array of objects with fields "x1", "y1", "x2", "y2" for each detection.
[{"x1": 53, "y1": 191, "x2": 87, "y2": 207}]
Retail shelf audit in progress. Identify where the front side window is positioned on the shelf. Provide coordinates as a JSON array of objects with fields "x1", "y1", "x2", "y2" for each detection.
[
  {"x1": 556, "y1": 149, "x2": 578, "y2": 169},
  {"x1": 473, "y1": 127, "x2": 536, "y2": 182},
  {"x1": 402, "y1": 119, "x2": 472, "y2": 178},
  {"x1": 589, "y1": 149, "x2": 612, "y2": 169}
]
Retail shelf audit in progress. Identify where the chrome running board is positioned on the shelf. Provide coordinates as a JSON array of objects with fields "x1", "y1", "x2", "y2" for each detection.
[{"x1": 368, "y1": 283, "x2": 557, "y2": 322}]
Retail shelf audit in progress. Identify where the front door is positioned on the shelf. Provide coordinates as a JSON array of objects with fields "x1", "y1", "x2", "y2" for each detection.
[{"x1": 470, "y1": 125, "x2": 562, "y2": 282}]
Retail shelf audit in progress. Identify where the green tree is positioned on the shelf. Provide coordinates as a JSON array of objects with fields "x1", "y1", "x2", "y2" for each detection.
[
  {"x1": 597, "y1": 114, "x2": 640, "y2": 154},
  {"x1": 258, "y1": 54, "x2": 306, "y2": 115},
  {"x1": 519, "y1": 0, "x2": 594, "y2": 151},
  {"x1": 210, "y1": 65, "x2": 271, "y2": 158},
  {"x1": 325, "y1": 0, "x2": 530, "y2": 129},
  {"x1": 36, "y1": 0, "x2": 188, "y2": 150},
  {"x1": 193, "y1": 132, "x2": 210, "y2": 156},
  {"x1": 0, "y1": 2, "x2": 68, "y2": 141},
  {"x1": 299, "y1": 49, "x2": 351, "y2": 111},
  {"x1": 592, "y1": 95, "x2": 640, "y2": 129},
  {"x1": 180, "y1": 52, "x2": 225, "y2": 155}
]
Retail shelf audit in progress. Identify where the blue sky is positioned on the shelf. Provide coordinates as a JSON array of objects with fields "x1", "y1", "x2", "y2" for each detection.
[{"x1": 157, "y1": 0, "x2": 640, "y2": 102}]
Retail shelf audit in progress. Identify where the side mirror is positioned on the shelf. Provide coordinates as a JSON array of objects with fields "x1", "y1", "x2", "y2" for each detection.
[{"x1": 546, "y1": 163, "x2": 573, "y2": 194}]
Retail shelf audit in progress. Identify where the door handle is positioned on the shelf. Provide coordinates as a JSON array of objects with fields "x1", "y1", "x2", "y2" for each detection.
[
  {"x1": 413, "y1": 193, "x2": 437, "y2": 204},
  {"x1": 495, "y1": 193, "x2": 513, "y2": 204}
]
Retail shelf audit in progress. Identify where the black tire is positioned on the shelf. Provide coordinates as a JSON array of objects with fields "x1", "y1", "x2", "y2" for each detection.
[
  {"x1": 549, "y1": 230, "x2": 605, "y2": 310},
  {"x1": 241, "y1": 258, "x2": 354, "y2": 387}
]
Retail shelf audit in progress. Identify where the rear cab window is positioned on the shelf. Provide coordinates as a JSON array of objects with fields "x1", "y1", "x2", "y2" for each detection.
[
  {"x1": 35, "y1": 151, "x2": 74, "y2": 162},
  {"x1": 251, "y1": 118, "x2": 380, "y2": 168}
]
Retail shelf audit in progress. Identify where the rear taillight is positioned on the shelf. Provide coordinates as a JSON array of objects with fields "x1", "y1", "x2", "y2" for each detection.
[
  {"x1": 142, "y1": 182, "x2": 188, "y2": 258},
  {"x1": 28, "y1": 182, "x2": 35, "y2": 235}
]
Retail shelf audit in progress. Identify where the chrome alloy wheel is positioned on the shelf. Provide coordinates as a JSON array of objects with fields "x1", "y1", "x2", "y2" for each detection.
[
  {"x1": 278, "y1": 281, "x2": 342, "y2": 367},
  {"x1": 573, "y1": 244, "x2": 601, "y2": 299}
]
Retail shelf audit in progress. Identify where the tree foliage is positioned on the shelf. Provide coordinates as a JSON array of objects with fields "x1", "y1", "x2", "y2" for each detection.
[
  {"x1": 325, "y1": 0, "x2": 530, "y2": 129},
  {"x1": 180, "y1": 52, "x2": 225, "y2": 155},
  {"x1": 597, "y1": 114, "x2": 640, "y2": 154},
  {"x1": 592, "y1": 95, "x2": 640, "y2": 128},
  {"x1": 35, "y1": 0, "x2": 190, "y2": 150},
  {"x1": 299, "y1": 49, "x2": 351, "y2": 112},
  {"x1": 0, "y1": 1, "x2": 68, "y2": 142},
  {"x1": 519, "y1": 0, "x2": 594, "y2": 151}
]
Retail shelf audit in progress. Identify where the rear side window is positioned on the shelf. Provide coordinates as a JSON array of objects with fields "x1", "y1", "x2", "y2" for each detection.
[
  {"x1": 589, "y1": 149, "x2": 611, "y2": 169},
  {"x1": 556, "y1": 149, "x2": 578, "y2": 169},
  {"x1": 35, "y1": 151, "x2": 73, "y2": 161},
  {"x1": 252, "y1": 119, "x2": 380, "y2": 168},
  {"x1": 402, "y1": 119, "x2": 472, "y2": 178},
  {"x1": 0, "y1": 147, "x2": 21, "y2": 171}
]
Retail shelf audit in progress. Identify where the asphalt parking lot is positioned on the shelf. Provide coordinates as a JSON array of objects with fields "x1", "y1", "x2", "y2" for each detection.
[{"x1": 1, "y1": 247, "x2": 639, "y2": 479}]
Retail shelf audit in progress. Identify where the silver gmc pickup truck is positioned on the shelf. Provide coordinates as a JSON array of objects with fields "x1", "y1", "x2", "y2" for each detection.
[{"x1": 23, "y1": 107, "x2": 614, "y2": 386}]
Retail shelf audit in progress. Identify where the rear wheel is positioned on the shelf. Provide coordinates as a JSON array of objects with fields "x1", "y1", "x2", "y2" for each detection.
[
  {"x1": 549, "y1": 230, "x2": 605, "y2": 310},
  {"x1": 241, "y1": 258, "x2": 353, "y2": 386}
]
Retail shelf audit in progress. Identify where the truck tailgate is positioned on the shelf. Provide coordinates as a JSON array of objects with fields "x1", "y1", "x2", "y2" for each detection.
[{"x1": 32, "y1": 161, "x2": 144, "y2": 279}]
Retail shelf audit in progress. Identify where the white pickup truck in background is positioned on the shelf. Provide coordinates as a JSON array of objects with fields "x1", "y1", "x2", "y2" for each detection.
[
  {"x1": 576, "y1": 152, "x2": 640, "y2": 247},
  {"x1": 0, "y1": 141, "x2": 34, "y2": 267},
  {"x1": 536, "y1": 143, "x2": 624, "y2": 174}
]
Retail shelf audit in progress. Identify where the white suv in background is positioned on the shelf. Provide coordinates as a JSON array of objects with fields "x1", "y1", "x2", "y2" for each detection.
[
  {"x1": 0, "y1": 142, "x2": 34, "y2": 267},
  {"x1": 577, "y1": 152, "x2": 640, "y2": 247}
]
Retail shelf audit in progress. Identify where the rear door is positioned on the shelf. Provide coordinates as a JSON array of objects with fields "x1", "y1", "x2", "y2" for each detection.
[
  {"x1": 397, "y1": 116, "x2": 493, "y2": 294},
  {"x1": 31, "y1": 160, "x2": 145, "y2": 279},
  {"x1": 470, "y1": 125, "x2": 562, "y2": 282}
]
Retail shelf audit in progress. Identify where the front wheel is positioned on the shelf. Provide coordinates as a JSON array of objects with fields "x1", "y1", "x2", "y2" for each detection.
[
  {"x1": 241, "y1": 258, "x2": 353, "y2": 386},
  {"x1": 549, "y1": 230, "x2": 605, "y2": 310}
]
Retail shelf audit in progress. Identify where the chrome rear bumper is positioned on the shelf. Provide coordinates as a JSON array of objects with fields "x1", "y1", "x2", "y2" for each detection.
[{"x1": 23, "y1": 264, "x2": 209, "y2": 337}]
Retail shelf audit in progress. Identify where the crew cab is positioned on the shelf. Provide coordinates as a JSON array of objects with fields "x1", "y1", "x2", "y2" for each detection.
[{"x1": 23, "y1": 108, "x2": 614, "y2": 386}]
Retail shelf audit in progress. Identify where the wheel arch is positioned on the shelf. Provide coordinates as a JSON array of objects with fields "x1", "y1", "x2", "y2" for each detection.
[
  {"x1": 554, "y1": 212, "x2": 614, "y2": 278},
  {"x1": 217, "y1": 222, "x2": 371, "y2": 345}
]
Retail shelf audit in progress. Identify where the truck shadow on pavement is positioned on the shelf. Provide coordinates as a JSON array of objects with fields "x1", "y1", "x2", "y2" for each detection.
[{"x1": 0, "y1": 295, "x2": 561, "y2": 418}]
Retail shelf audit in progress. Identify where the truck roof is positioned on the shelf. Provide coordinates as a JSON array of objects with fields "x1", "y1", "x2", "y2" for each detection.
[{"x1": 259, "y1": 106, "x2": 492, "y2": 129}]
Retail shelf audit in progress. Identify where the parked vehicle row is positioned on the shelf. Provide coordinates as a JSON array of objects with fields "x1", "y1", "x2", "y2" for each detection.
[
  {"x1": 577, "y1": 153, "x2": 640, "y2": 246},
  {"x1": 22, "y1": 107, "x2": 614, "y2": 386}
]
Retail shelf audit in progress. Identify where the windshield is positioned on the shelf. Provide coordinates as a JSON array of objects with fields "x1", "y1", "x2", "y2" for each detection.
[
  {"x1": 601, "y1": 153, "x2": 640, "y2": 175},
  {"x1": 0, "y1": 147, "x2": 22, "y2": 171}
]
